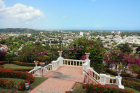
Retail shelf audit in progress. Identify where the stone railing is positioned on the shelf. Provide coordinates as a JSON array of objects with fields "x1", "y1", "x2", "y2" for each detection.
[
  {"x1": 44, "y1": 63, "x2": 52, "y2": 72},
  {"x1": 62, "y1": 59, "x2": 85, "y2": 66},
  {"x1": 52, "y1": 59, "x2": 60, "y2": 70},
  {"x1": 84, "y1": 67, "x2": 124, "y2": 89},
  {"x1": 28, "y1": 66, "x2": 42, "y2": 74}
]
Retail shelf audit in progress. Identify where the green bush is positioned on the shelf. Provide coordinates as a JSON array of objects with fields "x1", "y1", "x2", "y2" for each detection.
[
  {"x1": 138, "y1": 74, "x2": 140, "y2": 79},
  {"x1": 101, "y1": 68, "x2": 131, "y2": 77},
  {"x1": 10, "y1": 61, "x2": 35, "y2": 66},
  {"x1": 122, "y1": 79, "x2": 140, "y2": 91},
  {"x1": 0, "y1": 79, "x2": 14, "y2": 89},
  {"x1": 121, "y1": 73, "x2": 130, "y2": 77},
  {"x1": 13, "y1": 57, "x2": 20, "y2": 61},
  {"x1": 0, "y1": 70, "x2": 34, "y2": 90}
]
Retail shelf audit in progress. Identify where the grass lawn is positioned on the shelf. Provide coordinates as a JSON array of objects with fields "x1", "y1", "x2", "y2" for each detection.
[
  {"x1": 0, "y1": 78, "x2": 25, "y2": 85},
  {"x1": 0, "y1": 77, "x2": 48, "y2": 93},
  {"x1": 72, "y1": 83, "x2": 85, "y2": 93},
  {"x1": 4, "y1": 64, "x2": 33, "y2": 69},
  {"x1": 104, "y1": 72, "x2": 116, "y2": 77},
  {"x1": 125, "y1": 87, "x2": 140, "y2": 93}
]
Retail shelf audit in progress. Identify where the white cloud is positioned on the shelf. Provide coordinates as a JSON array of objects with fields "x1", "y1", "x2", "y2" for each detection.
[
  {"x1": 0, "y1": 0, "x2": 45, "y2": 24},
  {"x1": 92, "y1": 0, "x2": 96, "y2": 2},
  {"x1": 0, "y1": 0, "x2": 5, "y2": 9},
  {"x1": 63, "y1": 16, "x2": 67, "y2": 17}
]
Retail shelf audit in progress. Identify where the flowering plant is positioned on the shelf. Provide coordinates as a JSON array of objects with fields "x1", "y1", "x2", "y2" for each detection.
[
  {"x1": 0, "y1": 79, "x2": 14, "y2": 89},
  {"x1": 0, "y1": 70, "x2": 34, "y2": 90},
  {"x1": 83, "y1": 84, "x2": 133, "y2": 93}
]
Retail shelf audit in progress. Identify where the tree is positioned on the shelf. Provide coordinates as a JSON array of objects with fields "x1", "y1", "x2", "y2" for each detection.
[
  {"x1": 19, "y1": 42, "x2": 46, "y2": 63},
  {"x1": 117, "y1": 43, "x2": 132, "y2": 53},
  {"x1": 103, "y1": 49, "x2": 124, "y2": 68},
  {"x1": 0, "y1": 50, "x2": 6, "y2": 61},
  {"x1": 129, "y1": 64, "x2": 140, "y2": 74},
  {"x1": 68, "y1": 37, "x2": 106, "y2": 72},
  {"x1": 136, "y1": 46, "x2": 140, "y2": 54},
  {"x1": 0, "y1": 39, "x2": 6, "y2": 44},
  {"x1": 13, "y1": 42, "x2": 19, "y2": 47},
  {"x1": 5, "y1": 53, "x2": 13, "y2": 63}
]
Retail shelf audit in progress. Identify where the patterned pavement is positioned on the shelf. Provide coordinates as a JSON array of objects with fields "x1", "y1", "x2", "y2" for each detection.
[{"x1": 29, "y1": 66, "x2": 85, "y2": 93}]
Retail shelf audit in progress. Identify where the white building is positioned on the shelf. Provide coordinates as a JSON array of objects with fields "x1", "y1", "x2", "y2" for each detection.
[{"x1": 80, "y1": 32, "x2": 83, "y2": 36}]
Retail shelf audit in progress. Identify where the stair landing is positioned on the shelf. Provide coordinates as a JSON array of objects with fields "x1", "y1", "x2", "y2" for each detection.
[{"x1": 29, "y1": 66, "x2": 85, "y2": 93}]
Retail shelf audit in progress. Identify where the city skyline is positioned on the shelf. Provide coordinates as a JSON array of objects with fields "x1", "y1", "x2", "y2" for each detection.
[{"x1": 0, "y1": 0, "x2": 140, "y2": 30}]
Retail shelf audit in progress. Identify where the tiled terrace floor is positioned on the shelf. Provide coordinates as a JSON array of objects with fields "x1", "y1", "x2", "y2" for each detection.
[{"x1": 29, "y1": 66, "x2": 85, "y2": 93}]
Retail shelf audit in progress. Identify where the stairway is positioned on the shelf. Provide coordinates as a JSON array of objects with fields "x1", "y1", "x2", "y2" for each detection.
[{"x1": 84, "y1": 74, "x2": 97, "y2": 84}]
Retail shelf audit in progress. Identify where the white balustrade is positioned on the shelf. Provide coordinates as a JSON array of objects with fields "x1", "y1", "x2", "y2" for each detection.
[
  {"x1": 28, "y1": 66, "x2": 41, "y2": 74},
  {"x1": 110, "y1": 77, "x2": 117, "y2": 84},
  {"x1": 52, "y1": 59, "x2": 60, "y2": 70},
  {"x1": 44, "y1": 64, "x2": 52, "y2": 72},
  {"x1": 84, "y1": 67, "x2": 124, "y2": 89},
  {"x1": 63, "y1": 59, "x2": 85, "y2": 66}
]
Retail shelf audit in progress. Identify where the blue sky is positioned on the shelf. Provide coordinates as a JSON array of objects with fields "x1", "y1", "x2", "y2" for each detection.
[{"x1": 0, "y1": 0, "x2": 140, "y2": 30}]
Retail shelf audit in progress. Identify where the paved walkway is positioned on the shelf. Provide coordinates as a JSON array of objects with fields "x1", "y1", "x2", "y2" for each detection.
[{"x1": 29, "y1": 66, "x2": 85, "y2": 93}]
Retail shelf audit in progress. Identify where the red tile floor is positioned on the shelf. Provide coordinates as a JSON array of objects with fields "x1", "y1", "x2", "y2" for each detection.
[{"x1": 29, "y1": 66, "x2": 85, "y2": 93}]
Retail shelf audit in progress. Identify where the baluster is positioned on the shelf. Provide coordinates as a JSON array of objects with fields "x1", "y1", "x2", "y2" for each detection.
[
  {"x1": 112, "y1": 79, "x2": 113, "y2": 84},
  {"x1": 70, "y1": 61, "x2": 71, "y2": 65},
  {"x1": 82, "y1": 62, "x2": 83, "y2": 66},
  {"x1": 76, "y1": 61, "x2": 77, "y2": 66},
  {"x1": 67, "y1": 60, "x2": 68, "y2": 65}
]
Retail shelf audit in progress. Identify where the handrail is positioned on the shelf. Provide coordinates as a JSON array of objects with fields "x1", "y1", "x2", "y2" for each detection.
[
  {"x1": 44, "y1": 63, "x2": 52, "y2": 71},
  {"x1": 83, "y1": 70, "x2": 100, "y2": 85},
  {"x1": 44, "y1": 63, "x2": 52, "y2": 68},
  {"x1": 63, "y1": 59, "x2": 85, "y2": 62},
  {"x1": 28, "y1": 67, "x2": 41, "y2": 74},
  {"x1": 89, "y1": 67, "x2": 100, "y2": 76}
]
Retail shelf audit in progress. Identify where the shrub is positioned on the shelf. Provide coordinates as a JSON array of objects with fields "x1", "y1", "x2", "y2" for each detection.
[
  {"x1": 0, "y1": 65, "x2": 3, "y2": 68},
  {"x1": 138, "y1": 74, "x2": 140, "y2": 79},
  {"x1": 101, "y1": 68, "x2": 117, "y2": 76},
  {"x1": 83, "y1": 84, "x2": 133, "y2": 93},
  {"x1": 0, "y1": 70, "x2": 34, "y2": 90},
  {"x1": 122, "y1": 79, "x2": 140, "y2": 91},
  {"x1": 123, "y1": 77, "x2": 140, "y2": 83},
  {"x1": 9, "y1": 61, "x2": 42, "y2": 66},
  {"x1": 0, "y1": 67, "x2": 32, "y2": 72},
  {"x1": 101, "y1": 68, "x2": 131, "y2": 77},
  {"x1": 13, "y1": 57, "x2": 20, "y2": 61},
  {"x1": 121, "y1": 73, "x2": 130, "y2": 77},
  {"x1": 18, "y1": 81, "x2": 30, "y2": 91},
  {"x1": 0, "y1": 61, "x2": 7, "y2": 65},
  {"x1": 0, "y1": 79, "x2": 14, "y2": 89}
]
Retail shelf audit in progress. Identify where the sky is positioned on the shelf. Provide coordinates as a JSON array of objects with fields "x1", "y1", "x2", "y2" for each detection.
[{"x1": 0, "y1": 0, "x2": 140, "y2": 30}]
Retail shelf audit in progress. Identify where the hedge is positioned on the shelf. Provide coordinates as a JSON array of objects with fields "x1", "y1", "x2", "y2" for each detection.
[
  {"x1": 122, "y1": 79, "x2": 140, "y2": 91},
  {"x1": 138, "y1": 74, "x2": 140, "y2": 79},
  {"x1": 0, "y1": 79, "x2": 14, "y2": 89},
  {"x1": 65, "y1": 84, "x2": 133, "y2": 93},
  {"x1": 83, "y1": 84, "x2": 132, "y2": 93},
  {"x1": 0, "y1": 70, "x2": 34, "y2": 90},
  {"x1": 101, "y1": 68, "x2": 131, "y2": 77},
  {"x1": 83, "y1": 84, "x2": 133, "y2": 93},
  {"x1": 0, "y1": 61, "x2": 41, "y2": 66},
  {"x1": 10, "y1": 61, "x2": 35, "y2": 66},
  {"x1": 0, "y1": 65, "x2": 32, "y2": 72}
]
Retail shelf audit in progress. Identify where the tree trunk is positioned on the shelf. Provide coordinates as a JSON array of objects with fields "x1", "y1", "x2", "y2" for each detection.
[{"x1": 8, "y1": 59, "x2": 9, "y2": 64}]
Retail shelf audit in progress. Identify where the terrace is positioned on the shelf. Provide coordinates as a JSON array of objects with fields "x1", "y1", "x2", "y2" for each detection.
[{"x1": 28, "y1": 51, "x2": 124, "y2": 93}]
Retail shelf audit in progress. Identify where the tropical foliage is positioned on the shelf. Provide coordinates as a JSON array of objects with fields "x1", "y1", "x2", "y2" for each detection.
[{"x1": 67, "y1": 37, "x2": 105, "y2": 72}]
